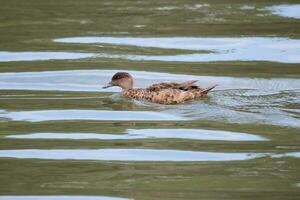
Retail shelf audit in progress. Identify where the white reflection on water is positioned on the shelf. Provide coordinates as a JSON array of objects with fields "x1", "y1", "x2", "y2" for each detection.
[
  {"x1": 0, "y1": 70, "x2": 299, "y2": 93},
  {"x1": 0, "y1": 51, "x2": 96, "y2": 62},
  {"x1": 2, "y1": 37, "x2": 300, "y2": 63},
  {"x1": 0, "y1": 149, "x2": 265, "y2": 161},
  {"x1": 5, "y1": 128, "x2": 267, "y2": 141},
  {"x1": 55, "y1": 37, "x2": 300, "y2": 63},
  {"x1": 0, "y1": 110, "x2": 185, "y2": 122},
  {"x1": 0, "y1": 196, "x2": 131, "y2": 200},
  {"x1": 267, "y1": 4, "x2": 300, "y2": 19},
  {"x1": 272, "y1": 152, "x2": 300, "y2": 158}
]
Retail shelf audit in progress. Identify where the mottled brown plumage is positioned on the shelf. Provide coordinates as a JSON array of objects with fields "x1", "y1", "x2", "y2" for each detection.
[{"x1": 103, "y1": 72, "x2": 217, "y2": 104}]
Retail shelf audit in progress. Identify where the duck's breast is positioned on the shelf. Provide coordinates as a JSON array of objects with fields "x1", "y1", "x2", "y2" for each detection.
[{"x1": 123, "y1": 89, "x2": 148, "y2": 100}]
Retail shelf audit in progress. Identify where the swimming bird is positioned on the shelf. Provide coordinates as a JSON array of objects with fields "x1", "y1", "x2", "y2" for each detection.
[{"x1": 103, "y1": 72, "x2": 217, "y2": 104}]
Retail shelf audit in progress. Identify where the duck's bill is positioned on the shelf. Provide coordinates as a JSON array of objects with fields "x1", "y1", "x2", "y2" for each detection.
[{"x1": 102, "y1": 82, "x2": 113, "y2": 89}]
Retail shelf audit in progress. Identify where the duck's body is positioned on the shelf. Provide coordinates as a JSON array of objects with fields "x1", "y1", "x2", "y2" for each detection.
[
  {"x1": 103, "y1": 72, "x2": 217, "y2": 105},
  {"x1": 123, "y1": 81, "x2": 216, "y2": 104}
]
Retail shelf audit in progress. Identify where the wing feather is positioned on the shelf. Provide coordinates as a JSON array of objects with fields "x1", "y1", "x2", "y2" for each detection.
[{"x1": 147, "y1": 80, "x2": 199, "y2": 91}]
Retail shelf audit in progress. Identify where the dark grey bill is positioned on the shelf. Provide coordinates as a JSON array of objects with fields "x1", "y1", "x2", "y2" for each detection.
[{"x1": 102, "y1": 82, "x2": 113, "y2": 89}]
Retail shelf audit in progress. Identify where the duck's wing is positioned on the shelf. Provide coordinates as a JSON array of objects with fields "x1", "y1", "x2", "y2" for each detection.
[{"x1": 147, "y1": 80, "x2": 199, "y2": 91}]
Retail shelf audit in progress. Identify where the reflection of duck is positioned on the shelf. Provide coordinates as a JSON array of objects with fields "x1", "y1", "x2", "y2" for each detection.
[{"x1": 103, "y1": 72, "x2": 217, "y2": 104}]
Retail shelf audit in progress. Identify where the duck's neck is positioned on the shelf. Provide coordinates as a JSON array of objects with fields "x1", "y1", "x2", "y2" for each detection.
[{"x1": 119, "y1": 81, "x2": 133, "y2": 91}]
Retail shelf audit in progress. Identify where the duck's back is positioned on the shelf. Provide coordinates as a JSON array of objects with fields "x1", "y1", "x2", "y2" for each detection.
[{"x1": 123, "y1": 80, "x2": 216, "y2": 104}]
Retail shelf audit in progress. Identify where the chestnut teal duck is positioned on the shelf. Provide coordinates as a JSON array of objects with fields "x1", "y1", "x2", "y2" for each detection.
[{"x1": 103, "y1": 72, "x2": 217, "y2": 104}]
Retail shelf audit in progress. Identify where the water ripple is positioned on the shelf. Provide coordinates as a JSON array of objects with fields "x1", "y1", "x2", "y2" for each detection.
[
  {"x1": 5, "y1": 128, "x2": 267, "y2": 141},
  {"x1": 0, "y1": 70, "x2": 298, "y2": 92},
  {"x1": 0, "y1": 51, "x2": 95, "y2": 62},
  {"x1": 0, "y1": 70, "x2": 298, "y2": 127},
  {"x1": 0, "y1": 196, "x2": 132, "y2": 200},
  {"x1": 0, "y1": 109, "x2": 185, "y2": 122},
  {"x1": 267, "y1": 4, "x2": 300, "y2": 19},
  {"x1": 171, "y1": 102, "x2": 300, "y2": 128},
  {"x1": 55, "y1": 37, "x2": 300, "y2": 63},
  {"x1": 0, "y1": 149, "x2": 265, "y2": 161}
]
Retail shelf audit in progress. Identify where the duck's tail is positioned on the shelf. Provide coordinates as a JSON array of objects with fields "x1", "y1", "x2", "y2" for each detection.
[{"x1": 200, "y1": 84, "x2": 218, "y2": 95}]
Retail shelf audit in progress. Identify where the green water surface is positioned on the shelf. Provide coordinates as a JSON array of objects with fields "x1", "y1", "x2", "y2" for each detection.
[{"x1": 0, "y1": 0, "x2": 299, "y2": 199}]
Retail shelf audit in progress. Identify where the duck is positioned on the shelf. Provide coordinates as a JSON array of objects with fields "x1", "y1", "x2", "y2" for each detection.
[{"x1": 103, "y1": 72, "x2": 217, "y2": 105}]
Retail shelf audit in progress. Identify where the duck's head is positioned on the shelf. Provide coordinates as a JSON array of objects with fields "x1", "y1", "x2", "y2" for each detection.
[{"x1": 103, "y1": 72, "x2": 133, "y2": 90}]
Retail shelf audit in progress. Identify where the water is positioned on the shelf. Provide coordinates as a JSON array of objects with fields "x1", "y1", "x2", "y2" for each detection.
[
  {"x1": 5, "y1": 129, "x2": 267, "y2": 141},
  {"x1": 0, "y1": 0, "x2": 300, "y2": 199},
  {"x1": 54, "y1": 37, "x2": 300, "y2": 63},
  {"x1": 3, "y1": 37, "x2": 300, "y2": 63},
  {"x1": 0, "y1": 149, "x2": 266, "y2": 162},
  {"x1": 267, "y1": 4, "x2": 300, "y2": 19},
  {"x1": 0, "y1": 70, "x2": 299, "y2": 91},
  {"x1": 0, "y1": 196, "x2": 131, "y2": 200},
  {"x1": 0, "y1": 110, "x2": 185, "y2": 122},
  {"x1": 0, "y1": 52, "x2": 96, "y2": 62}
]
